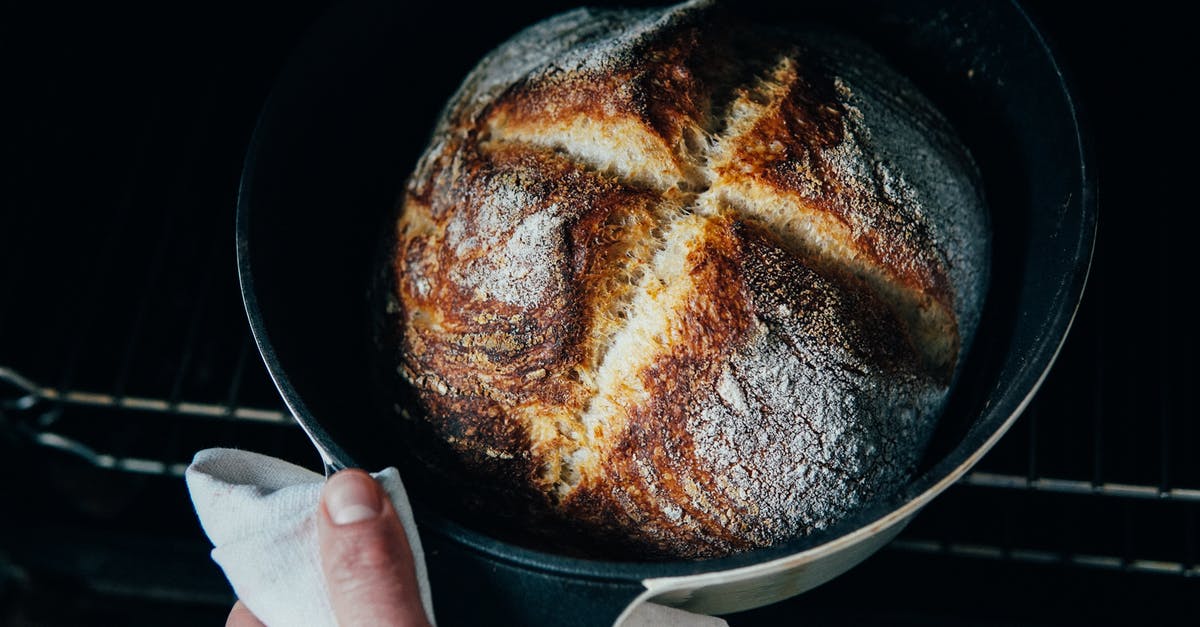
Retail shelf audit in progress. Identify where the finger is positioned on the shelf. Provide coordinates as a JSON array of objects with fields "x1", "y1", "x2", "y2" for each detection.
[
  {"x1": 226, "y1": 600, "x2": 266, "y2": 627},
  {"x1": 318, "y1": 470, "x2": 429, "y2": 627}
]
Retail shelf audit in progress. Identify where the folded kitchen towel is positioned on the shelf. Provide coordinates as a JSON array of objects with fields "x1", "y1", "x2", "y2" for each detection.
[{"x1": 185, "y1": 448, "x2": 726, "y2": 627}]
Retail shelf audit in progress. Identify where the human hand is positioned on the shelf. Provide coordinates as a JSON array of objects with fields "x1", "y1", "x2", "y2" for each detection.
[{"x1": 226, "y1": 469, "x2": 431, "y2": 626}]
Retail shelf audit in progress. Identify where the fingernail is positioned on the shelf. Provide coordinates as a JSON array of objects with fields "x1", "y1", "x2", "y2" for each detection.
[{"x1": 324, "y1": 471, "x2": 382, "y2": 525}]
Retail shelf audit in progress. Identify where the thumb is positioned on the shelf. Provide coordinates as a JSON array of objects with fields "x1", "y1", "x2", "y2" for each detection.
[{"x1": 317, "y1": 470, "x2": 430, "y2": 627}]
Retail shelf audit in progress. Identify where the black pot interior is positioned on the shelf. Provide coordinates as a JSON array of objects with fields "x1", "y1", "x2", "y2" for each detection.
[{"x1": 238, "y1": 0, "x2": 1095, "y2": 586}]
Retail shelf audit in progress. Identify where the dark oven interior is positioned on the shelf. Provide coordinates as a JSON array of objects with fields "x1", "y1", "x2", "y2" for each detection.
[{"x1": 2, "y1": 1, "x2": 1196, "y2": 625}]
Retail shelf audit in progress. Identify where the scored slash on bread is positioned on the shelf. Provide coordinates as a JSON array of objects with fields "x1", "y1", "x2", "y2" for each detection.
[{"x1": 390, "y1": 0, "x2": 988, "y2": 558}]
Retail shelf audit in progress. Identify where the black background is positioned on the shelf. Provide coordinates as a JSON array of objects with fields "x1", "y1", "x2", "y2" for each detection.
[{"x1": 3, "y1": 1, "x2": 1197, "y2": 625}]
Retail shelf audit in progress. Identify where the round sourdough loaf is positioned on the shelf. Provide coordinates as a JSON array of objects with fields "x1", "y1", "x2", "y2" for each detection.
[{"x1": 387, "y1": 0, "x2": 989, "y2": 558}]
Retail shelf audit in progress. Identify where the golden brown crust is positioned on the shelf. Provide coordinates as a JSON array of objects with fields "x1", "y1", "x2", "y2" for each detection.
[
  {"x1": 561, "y1": 217, "x2": 758, "y2": 556},
  {"x1": 387, "y1": 0, "x2": 988, "y2": 559},
  {"x1": 709, "y1": 54, "x2": 959, "y2": 373},
  {"x1": 483, "y1": 31, "x2": 706, "y2": 177},
  {"x1": 397, "y1": 140, "x2": 678, "y2": 494},
  {"x1": 713, "y1": 58, "x2": 949, "y2": 302},
  {"x1": 555, "y1": 218, "x2": 930, "y2": 557}
]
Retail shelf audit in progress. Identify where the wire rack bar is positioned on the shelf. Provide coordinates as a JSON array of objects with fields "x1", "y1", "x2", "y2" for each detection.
[
  {"x1": 890, "y1": 538, "x2": 1200, "y2": 578},
  {"x1": 166, "y1": 235, "x2": 223, "y2": 407},
  {"x1": 110, "y1": 200, "x2": 177, "y2": 400},
  {"x1": 960, "y1": 472, "x2": 1200, "y2": 503},
  {"x1": 32, "y1": 431, "x2": 189, "y2": 477},
  {"x1": 37, "y1": 388, "x2": 292, "y2": 424},
  {"x1": 223, "y1": 336, "x2": 253, "y2": 415},
  {"x1": 1092, "y1": 286, "x2": 1105, "y2": 488},
  {"x1": 54, "y1": 102, "x2": 161, "y2": 397}
]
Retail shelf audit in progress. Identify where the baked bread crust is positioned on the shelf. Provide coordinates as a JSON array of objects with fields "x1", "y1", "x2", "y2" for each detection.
[{"x1": 388, "y1": 0, "x2": 988, "y2": 558}]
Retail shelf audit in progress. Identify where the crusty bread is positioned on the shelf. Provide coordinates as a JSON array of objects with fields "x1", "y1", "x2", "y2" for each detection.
[{"x1": 387, "y1": 0, "x2": 989, "y2": 559}]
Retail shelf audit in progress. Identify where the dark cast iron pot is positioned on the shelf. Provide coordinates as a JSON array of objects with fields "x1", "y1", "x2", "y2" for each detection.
[{"x1": 235, "y1": 1, "x2": 1097, "y2": 624}]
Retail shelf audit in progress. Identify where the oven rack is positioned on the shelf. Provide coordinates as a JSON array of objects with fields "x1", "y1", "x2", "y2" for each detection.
[{"x1": 5, "y1": 364, "x2": 1196, "y2": 579}]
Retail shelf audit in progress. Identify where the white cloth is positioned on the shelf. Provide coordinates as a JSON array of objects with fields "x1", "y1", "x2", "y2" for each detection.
[
  {"x1": 185, "y1": 448, "x2": 725, "y2": 627},
  {"x1": 186, "y1": 448, "x2": 436, "y2": 626}
]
